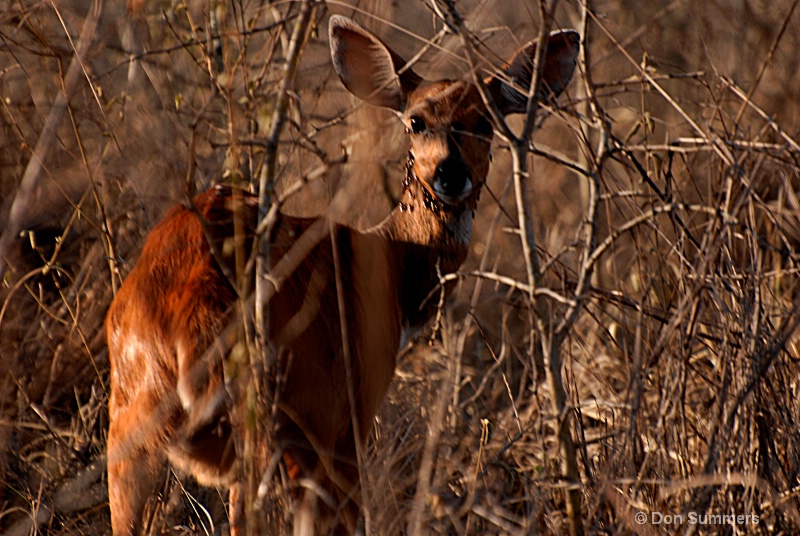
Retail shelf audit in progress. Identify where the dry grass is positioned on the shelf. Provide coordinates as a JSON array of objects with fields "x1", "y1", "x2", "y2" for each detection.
[{"x1": 2, "y1": 0, "x2": 800, "y2": 534}]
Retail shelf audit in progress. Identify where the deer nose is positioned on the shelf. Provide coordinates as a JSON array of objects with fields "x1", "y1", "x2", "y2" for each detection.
[{"x1": 434, "y1": 157, "x2": 471, "y2": 200}]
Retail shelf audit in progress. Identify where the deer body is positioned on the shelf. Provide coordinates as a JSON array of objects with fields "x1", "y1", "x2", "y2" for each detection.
[{"x1": 106, "y1": 15, "x2": 578, "y2": 534}]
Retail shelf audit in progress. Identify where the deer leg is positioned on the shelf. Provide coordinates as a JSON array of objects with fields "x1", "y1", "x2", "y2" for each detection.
[{"x1": 107, "y1": 388, "x2": 175, "y2": 535}]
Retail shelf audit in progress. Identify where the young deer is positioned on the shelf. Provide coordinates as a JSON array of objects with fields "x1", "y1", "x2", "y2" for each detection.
[{"x1": 106, "y1": 15, "x2": 579, "y2": 535}]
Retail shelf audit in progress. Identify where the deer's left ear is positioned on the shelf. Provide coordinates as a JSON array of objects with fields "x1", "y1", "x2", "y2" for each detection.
[{"x1": 488, "y1": 29, "x2": 580, "y2": 115}]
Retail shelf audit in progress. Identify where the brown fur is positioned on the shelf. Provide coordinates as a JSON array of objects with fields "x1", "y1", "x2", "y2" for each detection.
[{"x1": 105, "y1": 16, "x2": 579, "y2": 535}]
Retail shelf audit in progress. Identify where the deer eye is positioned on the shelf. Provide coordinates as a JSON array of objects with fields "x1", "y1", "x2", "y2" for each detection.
[{"x1": 409, "y1": 116, "x2": 427, "y2": 134}]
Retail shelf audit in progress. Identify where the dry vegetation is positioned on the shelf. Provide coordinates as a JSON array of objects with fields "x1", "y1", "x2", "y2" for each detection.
[{"x1": 2, "y1": 0, "x2": 800, "y2": 534}]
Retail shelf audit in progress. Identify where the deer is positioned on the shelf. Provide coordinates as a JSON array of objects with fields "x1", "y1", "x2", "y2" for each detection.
[{"x1": 105, "y1": 14, "x2": 579, "y2": 535}]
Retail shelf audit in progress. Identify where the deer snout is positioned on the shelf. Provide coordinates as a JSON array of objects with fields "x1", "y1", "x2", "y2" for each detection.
[{"x1": 433, "y1": 156, "x2": 472, "y2": 202}]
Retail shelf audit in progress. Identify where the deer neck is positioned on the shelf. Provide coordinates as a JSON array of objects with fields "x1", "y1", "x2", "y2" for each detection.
[{"x1": 366, "y1": 152, "x2": 482, "y2": 330}]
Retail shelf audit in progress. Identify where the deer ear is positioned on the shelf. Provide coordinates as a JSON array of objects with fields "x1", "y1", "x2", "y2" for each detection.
[
  {"x1": 329, "y1": 15, "x2": 423, "y2": 112},
  {"x1": 488, "y1": 29, "x2": 580, "y2": 115}
]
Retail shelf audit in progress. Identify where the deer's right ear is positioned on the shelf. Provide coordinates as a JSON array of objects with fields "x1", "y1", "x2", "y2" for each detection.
[{"x1": 329, "y1": 15, "x2": 422, "y2": 112}]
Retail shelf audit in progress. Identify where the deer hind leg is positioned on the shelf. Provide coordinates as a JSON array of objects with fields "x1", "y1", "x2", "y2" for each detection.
[
  {"x1": 107, "y1": 388, "x2": 178, "y2": 535},
  {"x1": 107, "y1": 447, "x2": 163, "y2": 535},
  {"x1": 168, "y1": 338, "x2": 237, "y2": 484},
  {"x1": 169, "y1": 378, "x2": 235, "y2": 485}
]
